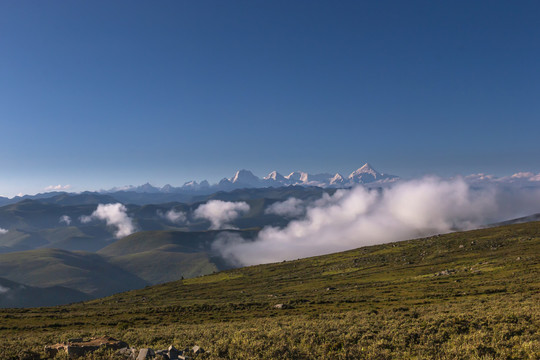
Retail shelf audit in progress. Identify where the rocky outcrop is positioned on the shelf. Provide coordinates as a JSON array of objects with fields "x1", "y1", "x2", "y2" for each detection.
[
  {"x1": 44, "y1": 336, "x2": 205, "y2": 359},
  {"x1": 44, "y1": 336, "x2": 128, "y2": 358}
]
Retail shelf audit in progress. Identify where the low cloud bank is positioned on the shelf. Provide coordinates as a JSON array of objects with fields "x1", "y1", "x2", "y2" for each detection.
[
  {"x1": 265, "y1": 198, "x2": 305, "y2": 217},
  {"x1": 59, "y1": 215, "x2": 71, "y2": 226},
  {"x1": 80, "y1": 203, "x2": 136, "y2": 238},
  {"x1": 0, "y1": 228, "x2": 8, "y2": 235},
  {"x1": 0, "y1": 285, "x2": 9, "y2": 294},
  {"x1": 157, "y1": 209, "x2": 187, "y2": 224},
  {"x1": 45, "y1": 184, "x2": 71, "y2": 191},
  {"x1": 214, "y1": 177, "x2": 540, "y2": 266},
  {"x1": 194, "y1": 200, "x2": 250, "y2": 230}
]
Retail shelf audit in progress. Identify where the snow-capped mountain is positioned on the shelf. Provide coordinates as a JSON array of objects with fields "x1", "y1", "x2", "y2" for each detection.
[
  {"x1": 347, "y1": 163, "x2": 398, "y2": 184},
  {"x1": 329, "y1": 173, "x2": 345, "y2": 185},
  {"x1": 102, "y1": 163, "x2": 399, "y2": 194},
  {"x1": 285, "y1": 171, "x2": 309, "y2": 183},
  {"x1": 264, "y1": 171, "x2": 286, "y2": 182},
  {"x1": 230, "y1": 169, "x2": 261, "y2": 186}
]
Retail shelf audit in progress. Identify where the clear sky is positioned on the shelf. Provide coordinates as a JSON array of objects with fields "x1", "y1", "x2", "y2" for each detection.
[{"x1": 1, "y1": 1, "x2": 539, "y2": 196}]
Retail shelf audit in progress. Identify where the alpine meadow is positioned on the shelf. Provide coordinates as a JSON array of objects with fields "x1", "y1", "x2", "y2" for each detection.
[{"x1": 1, "y1": 1, "x2": 539, "y2": 359}]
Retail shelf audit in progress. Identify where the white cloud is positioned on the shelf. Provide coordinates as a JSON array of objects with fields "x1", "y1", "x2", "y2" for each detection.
[
  {"x1": 511, "y1": 172, "x2": 540, "y2": 181},
  {"x1": 465, "y1": 172, "x2": 540, "y2": 184},
  {"x1": 80, "y1": 203, "x2": 136, "y2": 238},
  {"x1": 0, "y1": 228, "x2": 8, "y2": 235},
  {"x1": 79, "y1": 215, "x2": 92, "y2": 224},
  {"x1": 265, "y1": 198, "x2": 306, "y2": 217},
  {"x1": 194, "y1": 200, "x2": 250, "y2": 230},
  {"x1": 214, "y1": 177, "x2": 540, "y2": 266},
  {"x1": 59, "y1": 215, "x2": 72, "y2": 226},
  {"x1": 45, "y1": 184, "x2": 71, "y2": 191},
  {"x1": 157, "y1": 209, "x2": 187, "y2": 224},
  {"x1": 0, "y1": 285, "x2": 10, "y2": 294}
]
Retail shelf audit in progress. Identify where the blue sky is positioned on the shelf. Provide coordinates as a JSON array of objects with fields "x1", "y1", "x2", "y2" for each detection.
[{"x1": 1, "y1": 1, "x2": 539, "y2": 196}]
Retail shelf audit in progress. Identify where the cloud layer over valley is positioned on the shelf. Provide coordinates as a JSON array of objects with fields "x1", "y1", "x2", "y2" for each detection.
[
  {"x1": 194, "y1": 200, "x2": 250, "y2": 230},
  {"x1": 157, "y1": 208, "x2": 187, "y2": 224},
  {"x1": 265, "y1": 198, "x2": 306, "y2": 218},
  {"x1": 59, "y1": 215, "x2": 72, "y2": 226},
  {"x1": 80, "y1": 203, "x2": 136, "y2": 238},
  {"x1": 214, "y1": 177, "x2": 540, "y2": 266}
]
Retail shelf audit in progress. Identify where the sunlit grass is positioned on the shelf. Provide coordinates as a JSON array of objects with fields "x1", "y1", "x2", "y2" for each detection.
[{"x1": 1, "y1": 222, "x2": 539, "y2": 359}]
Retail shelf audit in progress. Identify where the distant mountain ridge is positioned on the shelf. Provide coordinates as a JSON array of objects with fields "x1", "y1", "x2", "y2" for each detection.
[{"x1": 101, "y1": 163, "x2": 399, "y2": 195}]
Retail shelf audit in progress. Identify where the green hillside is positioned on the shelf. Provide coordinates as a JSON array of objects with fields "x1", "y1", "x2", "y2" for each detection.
[
  {"x1": 0, "y1": 249, "x2": 147, "y2": 297},
  {"x1": 110, "y1": 251, "x2": 218, "y2": 285},
  {"x1": 98, "y1": 229, "x2": 256, "y2": 257},
  {"x1": 0, "y1": 230, "x2": 258, "y2": 304},
  {"x1": 0, "y1": 277, "x2": 90, "y2": 308},
  {"x1": 1, "y1": 222, "x2": 538, "y2": 359},
  {"x1": 98, "y1": 229, "x2": 257, "y2": 284}
]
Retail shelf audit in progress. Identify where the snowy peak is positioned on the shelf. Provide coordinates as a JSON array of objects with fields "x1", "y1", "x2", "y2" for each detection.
[
  {"x1": 136, "y1": 183, "x2": 161, "y2": 193},
  {"x1": 285, "y1": 171, "x2": 309, "y2": 183},
  {"x1": 348, "y1": 163, "x2": 378, "y2": 178},
  {"x1": 230, "y1": 169, "x2": 260, "y2": 185},
  {"x1": 183, "y1": 180, "x2": 199, "y2": 188},
  {"x1": 330, "y1": 173, "x2": 345, "y2": 185},
  {"x1": 264, "y1": 171, "x2": 285, "y2": 182},
  {"x1": 348, "y1": 163, "x2": 398, "y2": 184},
  {"x1": 218, "y1": 178, "x2": 232, "y2": 186}
]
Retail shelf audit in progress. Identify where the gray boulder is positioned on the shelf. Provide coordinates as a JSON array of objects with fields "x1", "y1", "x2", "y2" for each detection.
[
  {"x1": 137, "y1": 348, "x2": 155, "y2": 360},
  {"x1": 168, "y1": 345, "x2": 181, "y2": 360}
]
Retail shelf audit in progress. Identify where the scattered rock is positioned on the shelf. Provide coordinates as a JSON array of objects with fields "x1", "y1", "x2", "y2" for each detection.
[
  {"x1": 274, "y1": 303, "x2": 288, "y2": 309},
  {"x1": 45, "y1": 338, "x2": 202, "y2": 359},
  {"x1": 168, "y1": 345, "x2": 181, "y2": 360},
  {"x1": 117, "y1": 347, "x2": 138, "y2": 359},
  {"x1": 155, "y1": 349, "x2": 171, "y2": 359},
  {"x1": 325, "y1": 287, "x2": 336, "y2": 291},
  {"x1": 433, "y1": 269, "x2": 457, "y2": 277},
  {"x1": 44, "y1": 336, "x2": 128, "y2": 358},
  {"x1": 192, "y1": 345, "x2": 204, "y2": 355},
  {"x1": 137, "y1": 348, "x2": 155, "y2": 360},
  {"x1": 459, "y1": 244, "x2": 464, "y2": 248}
]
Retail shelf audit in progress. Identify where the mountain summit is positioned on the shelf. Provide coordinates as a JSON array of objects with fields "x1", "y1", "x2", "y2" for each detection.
[
  {"x1": 348, "y1": 163, "x2": 398, "y2": 184},
  {"x1": 230, "y1": 170, "x2": 260, "y2": 186},
  {"x1": 264, "y1": 171, "x2": 286, "y2": 182}
]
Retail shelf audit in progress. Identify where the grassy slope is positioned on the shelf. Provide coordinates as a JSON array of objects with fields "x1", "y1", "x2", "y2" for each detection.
[
  {"x1": 0, "y1": 277, "x2": 91, "y2": 308},
  {"x1": 98, "y1": 230, "x2": 258, "y2": 285},
  {"x1": 0, "y1": 249, "x2": 148, "y2": 297},
  {"x1": 1, "y1": 222, "x2": 539, "y2": 359},
  {"x1": 109, "y1": 251, "x2": 218, "y2": 285},
  {"x1": 97, "y1": 230, "x2": 220, "y2": 257}
]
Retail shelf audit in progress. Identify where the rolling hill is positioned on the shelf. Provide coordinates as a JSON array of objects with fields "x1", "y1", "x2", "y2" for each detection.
[
  {"x1": 0, "y1": 249, "x2": 148, "y2": 298},
  {"x1": 98, "y1": 229, "x2": 258, "y2": 284},
  {"x1": 0, "y1": 277, "x2": 90, "y2": 308},
  {"x1": 0, "y1": 229, "x2": 258, "y2": 306},
  {"x1": 1, "y1": 221, "x2": 538, "y2": 359}
]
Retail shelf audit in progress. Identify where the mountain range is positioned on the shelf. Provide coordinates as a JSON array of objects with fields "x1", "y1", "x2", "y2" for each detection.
[
  {"x1": 103, "y1": 163, "x2": 399, "y2": 194},
  {"x1": 0, "y1": 164, "x2": 396, "y2": 207}
]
